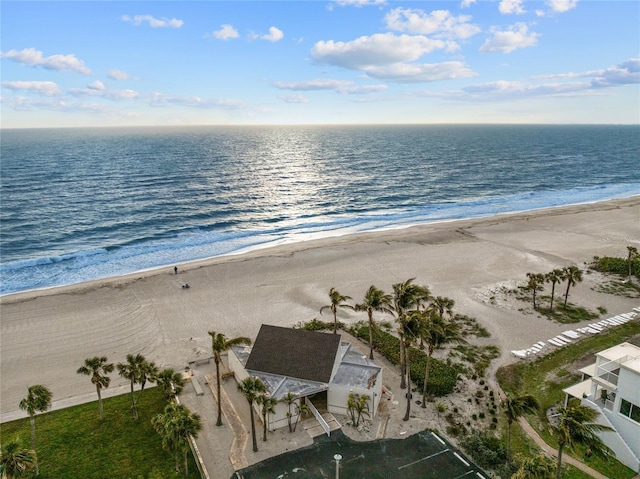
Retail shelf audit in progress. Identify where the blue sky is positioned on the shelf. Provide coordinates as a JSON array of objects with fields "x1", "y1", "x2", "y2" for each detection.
[{"x1": 1, "y1": 0, "x2": 638, "y2": 128}]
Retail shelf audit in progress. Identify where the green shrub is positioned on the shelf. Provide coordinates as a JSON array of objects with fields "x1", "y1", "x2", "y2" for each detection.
[
  {"x1": 461, "y1": 433, "x2": 507, "y2": 468},
  {"x1": 591, "y1": 255, "x2": 640, "y2": 278}
]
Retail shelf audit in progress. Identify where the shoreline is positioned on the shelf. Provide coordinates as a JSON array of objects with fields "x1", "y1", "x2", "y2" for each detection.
[
  {"x1": 1, "y1": 196, "x2": 639, "y2": 419},
  {"x1": 2, "y1": 195, "x2": 638, "y2": 302}
]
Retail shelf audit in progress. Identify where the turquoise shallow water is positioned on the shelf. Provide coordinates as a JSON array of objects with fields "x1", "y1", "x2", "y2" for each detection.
[{"x1": 1, "y1": 124, "x2": 639, "y2": 294}]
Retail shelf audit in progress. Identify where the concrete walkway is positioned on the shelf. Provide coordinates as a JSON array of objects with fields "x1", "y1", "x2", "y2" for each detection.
[{"x1": 518, "y1": 417, "x2": 610, "y2": 479}]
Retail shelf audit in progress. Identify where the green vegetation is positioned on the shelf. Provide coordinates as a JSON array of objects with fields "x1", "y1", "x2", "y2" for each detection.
[
  {"x1": 1, "y1": 388, "x2": 200, "y2": 479},
  {"x1": 497, "y1": 320, "x2": 640, "y2": 479},
  {"x1": 348, "y1": 323, "x2": 463, "y2": 396}
]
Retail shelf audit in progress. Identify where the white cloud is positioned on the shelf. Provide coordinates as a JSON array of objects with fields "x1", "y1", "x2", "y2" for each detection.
[
  {"x1": 312, "y1": 33, "x2": 448, "y2": 69},
  {"x1": 332, "y1": 0, "x2": 387, "y2": 7},
  {"x1": 88, "y1": 81, "x2": 105, "y2": 91},
  {"x1": 546, "y1": 0, "x2": 579, "y2": 13},
  {"x1": 209, "y1": 24, "x2": 239, "y2": 40},
  {"x1": 384, "y1": 8, "x2": 481, "y2": 40},
  {"x1": 68, "y1": 85, "x2": 141, "y2": 100},
  {"x1": 363, "y1": 61, "x2": 476, "y2": 83},
  {"x1": 261, "y1": 27, "x2": 284, "y2": 42},
  {"x1": 499, "y1": 0, "x2": 526, "y2": 15},
  {"x1": 460, "y1": 0, "x2": 477, "y2": 8},
  {"x1": 108, "y1": 69, "x2": 137, "y2": 81},
  {"x1": 279, "y1": 94, "x2": 310, "y2": 104},
  {"x1": 0, "y1": 48, "x2": 91, "y2": 74},
  {"x1": 479, "y1": 23, "x2": 539, "y2": 53},
  {"x1": 273, "y1": 78, "x2": 387, "y2": 94},
  {"x1": 2, "y1": 80, "x2": 61, "y2": 96},
  {"x1": 121, "y1": 14, "x2": 183, "y2": 28}
]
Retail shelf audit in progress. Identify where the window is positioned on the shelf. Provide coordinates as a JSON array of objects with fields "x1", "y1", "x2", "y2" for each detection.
[{"x1": 619, "y1": 398, "x2": 640, "y2": 423}]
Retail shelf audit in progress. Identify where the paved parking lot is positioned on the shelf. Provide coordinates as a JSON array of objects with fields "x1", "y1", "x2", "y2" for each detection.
[{"x1": 232, "y1": 429, "x2": 486, "y2": 479}]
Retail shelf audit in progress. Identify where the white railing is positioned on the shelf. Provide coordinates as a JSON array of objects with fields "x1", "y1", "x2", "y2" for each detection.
[{"x1": 306, "y1": 398, "x2": 331, "y2": 436}]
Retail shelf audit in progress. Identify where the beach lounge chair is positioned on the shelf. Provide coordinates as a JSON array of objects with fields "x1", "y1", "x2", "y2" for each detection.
[
  {"x1": 548, "y1": 338, "x2": 563, "y2": 347},
  {"x1": 511, "y1": 350, "x2": 527, "y2": 359},
  {"x1": 562, "y1": 330, "x2": 580, "y2": 339}
]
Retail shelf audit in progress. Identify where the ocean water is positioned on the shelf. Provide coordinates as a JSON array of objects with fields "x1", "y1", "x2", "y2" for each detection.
[{"x1": 1, "y1": 124, "x2": 639, "y2": 295}]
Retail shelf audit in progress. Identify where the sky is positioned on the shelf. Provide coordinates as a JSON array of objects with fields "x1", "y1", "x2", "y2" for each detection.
[{"x1": 1, "y1": 0, "x2": 639, "y2": 128}]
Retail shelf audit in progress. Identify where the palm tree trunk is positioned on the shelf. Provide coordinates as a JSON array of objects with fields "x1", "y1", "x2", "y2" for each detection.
[
  {"x1": 249, "y1": 402, "x2": 258, "y2": 452},
  {"x1": 550, "y1": 282, "x2": 556, "y2": 311},
  {"x1": 564, "y1": 282, "x2": 571, "y2": 308},
  {"x1": 506, "y1": 420, "x2": 512, "y2": 462},
  {"x1": 215, "y1": 357, "x2": 223, "y2": 426},
  {"x1": 183, "y1": 448, "x2": 189, "y2": 479},
  {"x1": 130, "y1": 380, "x2": 138, "y2": 420},
  {"x1": 368, "y1": 312, "x2": 375, "y2": 360},
  {"x1": 96, "y1": 385, "x2": 104, "y2": 420},
  {"x1": 421, "y1": 353, "x2": 432, "y2": 408},
  {"x1": 262, "y1": 413, "x2": 268, "y2": 441},
  {"x1": 29, "y1": 415, "x2": 36, "y2": 451},
  {"x1": 403, "y1": 346, "x2": 411, "y2": 421},
  {"x1": 555, "y1": 444, "x2": 564, "y2": 479},
  {"x1": 399, "y1": 334, "x2": 406, "y2": 389},
  {"x1": 333, "y1": 309, "x2": 338, "y2": 334}
]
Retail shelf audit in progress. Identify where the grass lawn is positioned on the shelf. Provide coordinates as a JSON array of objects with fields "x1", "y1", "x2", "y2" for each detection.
[
  {"x1": 497, "y1": 320, "x2": 640, "y2": 479},
  {"x1": 1, "y1": 388, "x2": 200, "y2": 479}
]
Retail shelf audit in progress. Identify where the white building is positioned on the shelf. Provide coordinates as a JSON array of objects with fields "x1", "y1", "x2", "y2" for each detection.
[
  {"x1": 229, "y1": 324, "x2": 383, "y2": 435},
  {"x1": 563, "y1": 342, "x2": 640, "y2": 472}
]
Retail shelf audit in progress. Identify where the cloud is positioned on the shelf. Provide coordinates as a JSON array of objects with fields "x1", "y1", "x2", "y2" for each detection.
[
  {"x1": 479, "y1": 23, "x2": 539, "y2": 53},
  {"x1": 121, "y1": 14, "x2": 183, "y2": 28},
  {"x1": 460, "y1": 0, "x2": 477, "y2": 8},
  {"x1": 273, "y1": 78, "x2": 387, "y2": 94},
  {"x1": 546, "y1": 0, "x2": 579, "y2": 13},
  {"x1": 312, "y1": 33, "x2": 448, "y2": 69},
  {"x1": 68, "y1": 84, "x2": 141, "y2": 100},
  {"x1": 278, "y1": 94, "x2": 310, "y2": 104},
  {"x1": 362, "y1": 61, "x2": 476, "y2": 83},
  {"x1": 499, "y1": 0, "x2": 526, "y2": 15},
  {"x1": 384, "y1": 7, "x2": 481, "y2": 40},
  {"x1": 261, "y1": 27, "x2": 284, "y2": 42},
  {"x1": 108, "y1": 69, "x2": 137, "y2": 81},
  {"x1": 0, "y1": 48, "x2": 91, "y2": 74},
  {"x1": 208, "y1": 24, "x2": 239, "y2": 40},
  {"x1": 332, "y1": 0, "x2": 387, "y2": 7},
  {"x1": 2, "y1": 80, "x2": 61, "y2": 96}
]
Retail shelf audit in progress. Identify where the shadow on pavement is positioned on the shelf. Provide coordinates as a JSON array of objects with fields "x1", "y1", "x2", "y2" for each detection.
[{"x1": 231, "y1": 429, "x2": 487, "y2": 479}]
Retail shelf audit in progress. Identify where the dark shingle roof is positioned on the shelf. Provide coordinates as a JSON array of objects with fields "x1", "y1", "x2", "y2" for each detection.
[{"x1": 244, "y1": 325, "x2": 341, "y2": 383}]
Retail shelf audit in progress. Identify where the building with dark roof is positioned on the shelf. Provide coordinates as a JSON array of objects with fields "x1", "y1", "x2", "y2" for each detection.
[{"x1": 229, "y1": 324, "x2": 383, "y2": 434}]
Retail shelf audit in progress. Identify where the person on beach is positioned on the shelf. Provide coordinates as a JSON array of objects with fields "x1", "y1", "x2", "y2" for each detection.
[{"x1": 174, "y1": 266, "x2": 178, "y2": 275}]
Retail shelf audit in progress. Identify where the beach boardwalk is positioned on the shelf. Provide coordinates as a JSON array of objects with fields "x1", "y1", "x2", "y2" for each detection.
[{"x1": 232, "y1": 429, "x2": 486, "y2": 479}]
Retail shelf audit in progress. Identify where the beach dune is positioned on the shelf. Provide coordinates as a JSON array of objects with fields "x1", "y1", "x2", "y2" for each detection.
[{"x1": 1, "y1": 198, "x2": 639, "y2": 420}]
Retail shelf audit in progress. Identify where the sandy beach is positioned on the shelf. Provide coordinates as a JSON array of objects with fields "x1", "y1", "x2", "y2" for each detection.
[{"x1": 1, "y1": 197, "x2": 639, "y2": 421}]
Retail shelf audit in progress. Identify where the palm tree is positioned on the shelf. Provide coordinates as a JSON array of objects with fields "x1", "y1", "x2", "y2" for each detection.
[
  {"x1": 76, "y1": 356, "x2": 114, "y2": 420},
  {"x1": 0, "y1": 440, "x2": 35, "y2": 478},
  {"x1": 512, "y1": 453, "x2": 555, "y2": 479},
  {"x1": 550, "y1": 405, "x2": 614, "y2": 479},
  {"x1": 152, "y1": 402, "x2": 202, "y2": 479},
  {"x1": 503, "y1": 393, "x2": 540, "y2": 461},
  {"x1": 562, "y1": 266, "x2": 583, "y2": 308},
  {"x1": 238, "y1": 376, "x2": 267, "y2": 452},
  {"x1": 117, "y1": 353, "x2": 146, "y2": 420},
  {"x1": 282, "y1": 391, "x2": 309, "y2": 433},
  {"x1": 320, "y1": 287, "x2": 354, "y2": 334},
  {"x1": 545, "y1": 269, "x2": 564, "y2": 311},
  {"x1": 627, "y1": 246, "x2": 638, "y2": 282},
  {"x1": 420, "y1": 313, "x2": 466, "y2": 408},
  {"x1": 354, "y1": 285, "x2": 393, "y2": 360},
  {"x1": 139, "y1": 359, "x2": 159, "y2": 393},
  {"x1": 526, "y1": 273, "x2": 545, "y2": 310},
  {"x1": 401, "y1": 311, "x2": 422, "y2": 421},
  {"x1": 426, "y1": 296, "x2": 455, "y2": 318},
  {"x1": 257, "y1": 394, "x2": 278, "y2": 441},
  {"x1": 391, "y1": 278, "x2": 426, "y2": 389},
  {"x1": 156, "y1": 368, "x2": 185, "y2": 400},
  {"x1": 18, "y1": 384, "x2": 52, "y2": 474},
  {"x1": 208, "y1": 331, "x2": 252, "y2": 426}
]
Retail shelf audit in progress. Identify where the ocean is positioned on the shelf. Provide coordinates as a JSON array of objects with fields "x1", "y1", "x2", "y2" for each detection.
[{"x1": 1, "y1": 124, "x2": 639, "y2": 295}]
